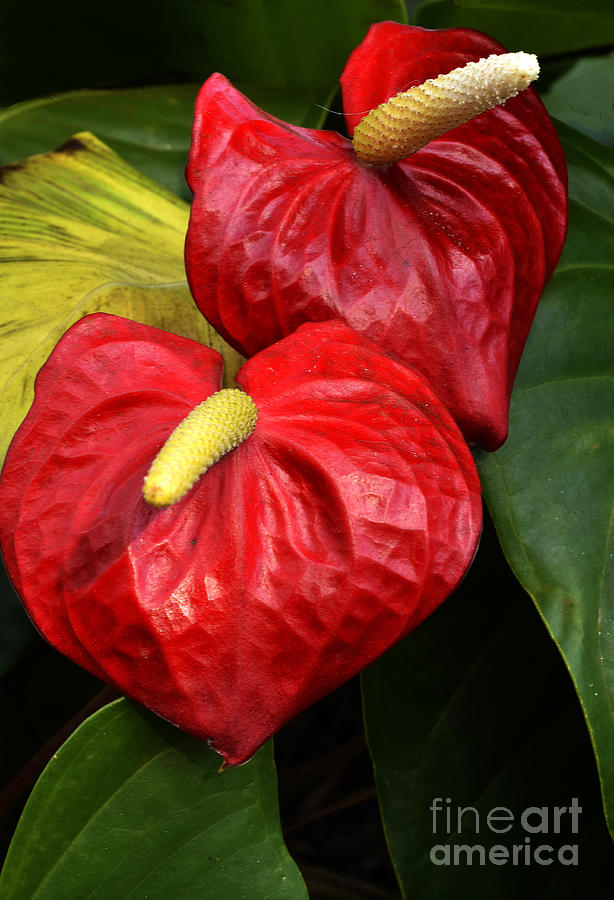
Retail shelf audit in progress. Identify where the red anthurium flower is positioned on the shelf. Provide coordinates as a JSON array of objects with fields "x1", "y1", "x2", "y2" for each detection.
[
  {"x1": 185, "y1": 22, "x2": 567, "y2": 451},
  {"x1": 0, "y1": 314, "x2": 481, "y2": 765}
]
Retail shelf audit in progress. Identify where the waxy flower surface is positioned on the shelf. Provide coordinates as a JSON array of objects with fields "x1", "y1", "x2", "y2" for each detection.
[
  {"x1": 0, "y1": 314, "x2": 481, "y2": 765},
  {"x1": 185, "y1": 22, "x2": 568, "y2": 451}
]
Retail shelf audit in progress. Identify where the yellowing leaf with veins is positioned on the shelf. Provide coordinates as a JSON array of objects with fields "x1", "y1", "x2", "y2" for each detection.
[{"x1": 0, "y1": 131, "x2": 243, "y2": 465}]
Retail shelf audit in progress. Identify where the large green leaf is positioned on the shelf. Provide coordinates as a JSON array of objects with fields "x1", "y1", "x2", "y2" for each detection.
[
  {"x1": 0, "y1": 0, "x2": 406, "y2": 116},
  {"x1": 362, "y1": 523, "x2": 614, "y2": 898},
  {"x1": 0, "y1": 86, "x2": 201, "y2": 202},
  {"x1": 414, "y1": 0, "x2": 614, "y2": 55},
  {"x1": 542, "y1": 52, "x2": 614, "y2": 150},
  {"x1": 477, "y1": 124, "x2": 614, "y2": 838},
  {"x1": 0, "y1": 698, "x2": 307, "y2": 899},
  {"x1": 454, "y1": 0, "x2": 614, "y2": 19},
  {"x1": 0, "y1": 131, "x2": 243, "y2": 467},
  {"x1": 192, "y1": 0, "x2": 408, "y2": 129}
]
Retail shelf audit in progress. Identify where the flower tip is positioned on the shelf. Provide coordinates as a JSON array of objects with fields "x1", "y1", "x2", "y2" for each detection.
[
  {"x1": 142, "y1": 389, "x2": 258, "y2": 509},
  {"x1": 507, "y1": 50, "x2": 539, "y2": 88},
  {"x1": 353, "y1": 49, "x2": 541, "y2": 167},
  {"x1": 142, "y1": 477, "x2": 177, "y2": 508}
]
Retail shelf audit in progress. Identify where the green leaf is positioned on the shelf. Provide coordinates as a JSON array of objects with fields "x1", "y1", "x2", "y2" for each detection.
[
  {"x1": 0, "y1": 0, "x2": 407, "y2": 118},
  {"x1": 0, "y1": 698, "x2": 307, "y2": 899},
  {"x1": 477, "y1": 124, "x2": 614, "y2": 840},
  {"x1": 413, "y1": 0, "x2": 614, "y2": 56},
  {"x1": 190, "y1": 0, "x2": 408, "y2": 129},
  {"x1": 362, "y1": 524, "x2": 614, "y2": 898},
  {"x1": 454, "y1": 0, "x2": 614, "y2": 20},
  {"x1": 542, "y1": 52, "x2": 614, "y2": 150},
  {"x1": 0, "y1": 132, "x2": 244, "y2": 468},
  {"x1": 0, "y1": 86, "x2": 201, "y2": 202}
]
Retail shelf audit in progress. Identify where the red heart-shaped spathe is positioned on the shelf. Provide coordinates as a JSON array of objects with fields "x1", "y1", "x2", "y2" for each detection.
[
  {"x1": 0, "y1": 314, "x2": 481, "y2": 764},
  {"x1": 185, "y1": 22, "x2": 567, "y2": 451}
]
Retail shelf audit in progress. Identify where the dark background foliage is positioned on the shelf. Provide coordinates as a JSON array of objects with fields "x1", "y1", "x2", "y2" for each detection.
[{"x1": 1, "y1": 0, "x2": 614, "y2": 897}]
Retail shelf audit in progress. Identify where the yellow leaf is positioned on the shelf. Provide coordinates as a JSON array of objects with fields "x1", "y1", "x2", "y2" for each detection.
[{"x1": 0, "y1": 132, "x2": 243, "y2": 465}]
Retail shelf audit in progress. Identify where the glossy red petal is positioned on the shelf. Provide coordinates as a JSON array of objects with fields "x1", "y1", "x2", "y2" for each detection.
[
  {"x1": 185, "y1": 26, "x2": 567, "y2": 450},
  {"x1": 0, "y1": 315, "x2": 481, "y2": 764},
  {"x1": 185, "y1": 73, "x2": 354, "y2": 355},
  {"x1": 0, "y1": 314, "x2": 223, "y2": 678},
  {"x1": 341, "y1": 22, "x2": 567, "y2": 280}
]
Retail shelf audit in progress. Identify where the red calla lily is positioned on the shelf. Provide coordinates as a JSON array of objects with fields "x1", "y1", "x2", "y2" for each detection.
[
  {"x1": 185, "y1": 22, "x2": 567, "y2": 451},
  {"x1": 0, "y1": 314, "x2": 481, "y2": 764}
]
